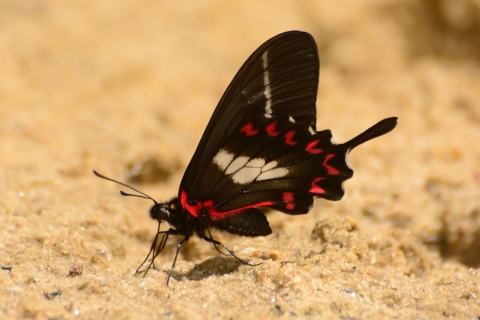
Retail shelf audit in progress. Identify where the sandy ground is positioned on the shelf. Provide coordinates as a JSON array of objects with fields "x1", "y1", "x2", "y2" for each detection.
[{"x1": 1, "y1": 0, "x2": 480, "y2": 319}]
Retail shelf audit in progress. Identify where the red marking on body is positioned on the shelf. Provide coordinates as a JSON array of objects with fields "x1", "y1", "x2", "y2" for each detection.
[
  {"x1": 310, "y1": 177, "x2": 326, "y2": 194},
  {"x1": 284, "y1": 130, "x2": 297, "y2": 146},
  {"x1": 266, "y1": 122, "x2": 280, "y2": 137},
  {"x1": 240, "y1": 122, "x2": 258, "y2": 136},
  {"x1": 305, "y1": 140, "x2": 323, "y2": 154},
  {"x1": 283, "y1": 192, "x2": 295, "y2": 210},
  {"x1": 323, "y1": 153, "x2": 340, "y2": 175},
  {"x1": 208, "y1": 201, "x2": 274, "y2": 221}
]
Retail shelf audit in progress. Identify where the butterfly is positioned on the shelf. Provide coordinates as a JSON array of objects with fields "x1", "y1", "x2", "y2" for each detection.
[{"x1": 94, "y1": 30, "x2": 397, "y2": 285}]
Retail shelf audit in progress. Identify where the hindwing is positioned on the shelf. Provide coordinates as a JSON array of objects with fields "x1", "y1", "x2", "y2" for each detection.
[{"x1": 180, "y1": 112, "x2": 396, "y2": 221}]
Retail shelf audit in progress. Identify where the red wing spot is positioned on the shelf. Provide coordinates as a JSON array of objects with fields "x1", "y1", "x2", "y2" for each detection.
[
  {"x1": 180, "y1": 190, "x2": 202, "y2": 217},
  {"x1": 181, "y1": 191, "x2": 219, "y2": 218},
  {"x1": 181, "y1": 190, "x2": 275, "y2": 221},
  {"x1": 323, "y1": 153, "x2": 340, "y2": 175},
  {"x1": 283, "y1": 192, "x2": 294, "y2": 203},
  {"x1": 203, "y1": 200, "x2": 214, "y2": 209},
  {"x1": 306, "y1": 140, "x2": 323, "y2": 154},
  {"x1": 284, "y1": 130, "x2": 297, "y2": 146},
  {"x1": 208, "y1": 201, "x2": 274, "y2": 221},
  {"x1": 310, "y1": 177, "x2": 326, "y2": 194},
  {"x1": 266, "y1": 121, "x2": 280, "y2": 137},
  {"x1": 240, "y1": 122, "x2": 258, "y2": 136},
  {"x1": 283, "y1": 192, "x2": 295, "y2": 210}
]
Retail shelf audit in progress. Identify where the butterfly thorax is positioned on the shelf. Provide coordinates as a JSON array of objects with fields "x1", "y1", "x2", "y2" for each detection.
[{"x1": 150, "y1": 198, "x2": 211, "y2": 238}]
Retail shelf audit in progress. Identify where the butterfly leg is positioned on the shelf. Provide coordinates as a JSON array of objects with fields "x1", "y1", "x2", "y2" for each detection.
[
  {"x1": 167, "y1": 236, "x2": 190, "y2": 285},
  {"x1": 201, "y1": 235, "x2": 262, "y2": 267},
  {"x1": 136, "y1": 226, "x2": 182, "y2": 277},
  {"x1": 138, "y1": 232, "x2": 169, "y2": 276},
  {"x1": 136, "y1": 221, "x2": 162, "y2": 274},
  {"x1": 206, "y1": 229, "x2": 228, "y2": 257},
  {"x1": 147, "y1": 231, "x2": 170, "y2": 274}
]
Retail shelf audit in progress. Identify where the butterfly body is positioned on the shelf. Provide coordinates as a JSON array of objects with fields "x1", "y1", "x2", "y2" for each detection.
[{"x1": 95, "y1": 30, "x2": 397, "y2": 285}]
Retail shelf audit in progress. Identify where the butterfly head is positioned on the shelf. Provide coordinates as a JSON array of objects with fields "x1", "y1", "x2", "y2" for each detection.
[{"x1": 149, "y1": 203, "x2": 170, "y2": 222}]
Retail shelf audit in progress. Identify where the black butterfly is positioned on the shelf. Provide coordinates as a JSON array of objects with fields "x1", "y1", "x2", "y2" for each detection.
[{"x1": 94, "y1": 30, "x2": 397, "y2": 285}]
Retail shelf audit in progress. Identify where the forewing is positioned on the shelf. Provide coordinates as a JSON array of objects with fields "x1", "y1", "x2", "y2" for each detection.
[{"x1": 180, "y1": 31, "x2": 320, "y2": 199}]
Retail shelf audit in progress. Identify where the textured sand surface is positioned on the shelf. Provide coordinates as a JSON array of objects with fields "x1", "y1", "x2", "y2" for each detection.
[{"x1": 1, "y1": 1, "x2": 480, "y2": 319}]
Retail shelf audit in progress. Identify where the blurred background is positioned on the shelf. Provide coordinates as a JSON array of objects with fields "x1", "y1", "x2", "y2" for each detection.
[{"x1": 1, "y1": 0, "x2": 480, "y2": 318}]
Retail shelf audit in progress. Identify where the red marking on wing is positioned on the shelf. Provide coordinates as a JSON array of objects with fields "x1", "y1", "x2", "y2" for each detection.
[
  {"x1": 310, "y1": 177, "x2": 326, "y2": 194},
  {"x1": 181, "y1": 190, "x2": 274, "y2": 221},
  {"x1": 203, "y1": 200, "x2": 214, "y2": 208},
  {"x1": 180, "y1": 190, "x2": 202, "y2": 217},
  {"x1": 240, "y1": 122, "x2": 258, "y2": 136},
  {"x1": 266, "y1": 122, "x2": 280, "y2": 137},
  {"x1": 305, "y1": 140, "x2": 323, "y2": 154},
  {"x1": 323, "y1": 153, "x2": 340, "y2": 175},
  {"x1": 283, "y1": 192, "x2": 295, "y2": 210},
  {"x1": 208, "y1": 201, "x2": 274, "y2": 221},
  {"x1": 284, "y1": 130, "x2": 297, "y2": 146},
  {"x1": 283, "y1": 192, "x2": 294, "y2": 203}
]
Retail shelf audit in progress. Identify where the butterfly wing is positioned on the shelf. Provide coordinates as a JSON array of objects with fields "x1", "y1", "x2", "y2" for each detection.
[
  {"x1": 178, "y1": 31, "x2": 397, "y2": 235},
  {"x1": 181, "y1": 31, "x2": 320, "y2": 197},
  {"x1": 181, "y1": 113, "x2": 396, "y2": 216},
  {"x1": 209, "y1": 208, "x2": 272, "y2": 236},
  {"x1": 213, "y1": 116, "x2": 397, "y2": 215}
]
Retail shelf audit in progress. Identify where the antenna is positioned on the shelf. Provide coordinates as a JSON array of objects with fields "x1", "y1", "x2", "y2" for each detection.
[{"x1": 93, "y1": 170, "x2": 158, "y2": 206}]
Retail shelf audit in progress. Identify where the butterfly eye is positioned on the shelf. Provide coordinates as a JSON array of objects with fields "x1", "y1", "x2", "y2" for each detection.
[{"x1": 150, "y1": 205, "x2": 169, "y2": 221}]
